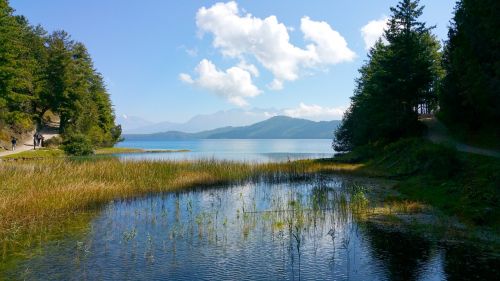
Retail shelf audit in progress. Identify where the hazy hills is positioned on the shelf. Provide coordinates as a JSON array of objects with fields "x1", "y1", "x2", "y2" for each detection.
[
  {"x1": 123, "y1": 116, "x2": 340, "y2": 140},
  {"x1": 117, "y1": 108, "x2": 279, "y2": 134}
]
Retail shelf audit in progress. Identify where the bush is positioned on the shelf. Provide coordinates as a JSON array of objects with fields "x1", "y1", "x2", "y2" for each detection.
[
  {"x1": 413, "y1": 142, "x2": 459, "y2": 178},
  {"x1": 62, "y1": 134, "x2": 94, "y2": 156},
  {"x1": 43, "y1": 136, "x2": 63, "y2": 148}
]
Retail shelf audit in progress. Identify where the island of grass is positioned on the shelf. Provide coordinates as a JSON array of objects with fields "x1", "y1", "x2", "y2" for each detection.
[
  {"x1": 94, "y1": 147, "x2": 191, "y2": 155},
  {"x1": 0, "y1": 147, "x2": 191, "y2": 160}
]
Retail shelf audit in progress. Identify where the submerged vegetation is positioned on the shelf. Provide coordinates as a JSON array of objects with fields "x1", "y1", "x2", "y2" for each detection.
[
  {"x1": 0, "y1": 158, "x2": 361, "y2": 256},
  {"x1": 0, "y1": 0, "x2": 498, "y2": 278}
]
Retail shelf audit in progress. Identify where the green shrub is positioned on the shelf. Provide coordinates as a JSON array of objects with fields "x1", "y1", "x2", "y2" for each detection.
[
  {"x1": 61, "y1": 134, "x2": 94, "y2": 156},
  {"x1": 414, "y1": 142, "x2": 459, "y2": 178},
  {"x1": 43, "y1": 136, "x2": 63, "y2": 148}
]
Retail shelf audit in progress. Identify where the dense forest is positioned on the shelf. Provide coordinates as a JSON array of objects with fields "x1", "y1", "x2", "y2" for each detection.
[
  {"x1": 334, "y1": 0, "x2": 499, "y2": 151},
  {"x1": 0, "y1": 0, "x2": 120, "y2": 152},
  {"x1": 439, "y1": 0, "x2": 499, "y2": 143}
]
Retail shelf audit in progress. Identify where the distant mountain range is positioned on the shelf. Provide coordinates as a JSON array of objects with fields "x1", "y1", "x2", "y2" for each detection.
[
  {"x1": 123, "y1": 116, "x2": 340, "y2": 140},
  {"x1": 117, "y1": 108, "x2": 280, "y2": 134}
]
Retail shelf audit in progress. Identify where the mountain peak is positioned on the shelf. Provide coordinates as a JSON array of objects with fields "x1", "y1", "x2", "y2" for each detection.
[{"x1": 124, "y1": 116, "x2": 341, "y2": 140}]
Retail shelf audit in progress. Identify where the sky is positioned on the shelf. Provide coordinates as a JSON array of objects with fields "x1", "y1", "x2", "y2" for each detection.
[{"x1": 10, "y1": 0, "x2": 456, "y2": 123}]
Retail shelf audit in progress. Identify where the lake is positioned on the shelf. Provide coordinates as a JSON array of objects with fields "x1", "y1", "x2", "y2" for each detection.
[
  {"x1": 116, "y1": 139, "x2": 334, "y2": 162},
  {"x1": 6, "y1": 176, "x2": 497, "y2": 280}
]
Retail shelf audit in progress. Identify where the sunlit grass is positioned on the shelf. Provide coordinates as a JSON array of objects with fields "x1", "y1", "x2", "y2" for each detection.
[
  {"x1": 0, "y1": 148, "x2": 64, "y2": 160},
  {"x1": 0, "y1": 158, "x2": 361, "y2": 251}
]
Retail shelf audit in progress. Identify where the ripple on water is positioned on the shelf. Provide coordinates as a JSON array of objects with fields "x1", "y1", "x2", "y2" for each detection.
[{"x1": 8, "y1": 176, "x2": 499, "y2": 280}]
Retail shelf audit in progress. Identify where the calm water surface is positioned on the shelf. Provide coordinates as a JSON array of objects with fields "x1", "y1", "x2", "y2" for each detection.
[
  {"x1": 8, "y1": 176, "x2": 498, "y2": 280},
  {"x1": 116, "y1": 139, "x2": 334, "y2": 162}
]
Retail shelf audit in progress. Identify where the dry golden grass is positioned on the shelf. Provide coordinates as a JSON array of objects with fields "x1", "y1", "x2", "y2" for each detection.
[{"x1": 0, "y1": 158, "x2": 361, "y2": 246}]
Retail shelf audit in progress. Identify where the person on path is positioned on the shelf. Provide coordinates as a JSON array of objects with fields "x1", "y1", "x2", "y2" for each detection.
[
  {"x1": 33, "y1": 132, "x2": 38, "y2": 150},
  {"x1": 36, "y1": 133, "x2": 42, "y2": 147},
  {"x1": 11, "y1": 136, "x2": 17, "y2": 151}
]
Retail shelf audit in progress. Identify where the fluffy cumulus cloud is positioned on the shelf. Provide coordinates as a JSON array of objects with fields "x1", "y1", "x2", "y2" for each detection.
[
  {"x1": 284, "y1": 103, "x2": 345, "y2": 120},
  {"x1": 179, "y1": 59, "x2": 260, "y2": 106},
  {"x1": 361, "y1": 16, "x2": 389, "y2": 50},
  {"x1": 194, "y1": 1, "x2": 355, "y2": 91}
]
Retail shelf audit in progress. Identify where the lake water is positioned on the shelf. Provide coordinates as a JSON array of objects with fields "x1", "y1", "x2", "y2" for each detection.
[
  {"x1": 116, "y1": 139, "x2": 334, "y2": 162},
  {"x1": 7, "y1": 176, "x2": 498, "y2": 280}
]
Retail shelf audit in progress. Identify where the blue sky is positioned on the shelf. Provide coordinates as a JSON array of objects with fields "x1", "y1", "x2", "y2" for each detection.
[{"x1": 10, "y1": 0, "x2": 456, "y2": 123}]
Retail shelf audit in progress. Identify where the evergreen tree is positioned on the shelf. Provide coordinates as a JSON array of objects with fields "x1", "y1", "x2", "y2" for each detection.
[
  {"x1": 0, "y1": 0, "x2": 120, "y2": 149},
  {"x1": 440, "y1": 0, "x2": 500, "y2": 137},
  {"x1": 334, "y1": 0, "x2": 442, "y2": 151},
  {"x1": 0, "y1": 0, "x2": 36, "y2": 133}
]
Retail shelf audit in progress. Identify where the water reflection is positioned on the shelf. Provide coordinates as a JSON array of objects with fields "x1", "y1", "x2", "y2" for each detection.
[
  {"x1": 8, "y1": 177, "x2": 499, "y2": 280},
  {"x1": 116, "y1": 139, "x2": 334, "y2": 162}
]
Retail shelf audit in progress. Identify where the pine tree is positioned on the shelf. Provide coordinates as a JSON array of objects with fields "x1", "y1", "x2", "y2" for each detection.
[
  {"x1": 440, "y1": 0, "x2": 500, "y2": 138},
  {"x1": 334, "y1": 0, "x2": 442, "y2": 151},
  {"x1": 0, "y1": 0, "x2": 121, "y2": 148}
]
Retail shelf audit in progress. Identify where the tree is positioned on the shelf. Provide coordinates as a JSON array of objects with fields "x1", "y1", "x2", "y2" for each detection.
[
  {"x1": 334, "y1": 0, "x2": 442, "y2": 151},
  {"x1": 0, "y1": 0, "x2": 36, "y2": 133},
  {"x1": 439, "y1": 0, "x2": 500, "y2": 137},
  {"x1": 0, "y1": 0, "x2": 121, "y2": 148}
]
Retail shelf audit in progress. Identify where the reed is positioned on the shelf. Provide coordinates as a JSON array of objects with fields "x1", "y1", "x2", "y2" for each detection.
[{"x1": 0, "y1": 158, "x2": 361, "y2": 251}]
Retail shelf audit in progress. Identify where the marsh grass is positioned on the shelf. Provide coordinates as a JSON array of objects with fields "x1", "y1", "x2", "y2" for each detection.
[{"x1": 0, "y1": 157, "x2": 361, "y2": 262}]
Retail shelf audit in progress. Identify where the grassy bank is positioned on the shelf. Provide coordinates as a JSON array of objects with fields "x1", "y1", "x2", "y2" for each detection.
[
  {"x1": 333, "y1": 138, "x2": 500, "y2": 231},
  {"x1": 0, "y1": 148, "x2": 65, "y2": 160}
]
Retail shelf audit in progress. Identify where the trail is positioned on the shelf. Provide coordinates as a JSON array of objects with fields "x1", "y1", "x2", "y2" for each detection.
[
  {"x1": 421, "y1": 116, "x2": 500, "y2": 158},
  {"x1": 0, "y1": 122, "x2": 59, "y2": 158}
]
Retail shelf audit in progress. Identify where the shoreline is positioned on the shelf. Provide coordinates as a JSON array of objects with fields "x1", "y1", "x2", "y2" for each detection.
[{"x1": 1, "y1": 151, "x2": 498, "y2": 276}]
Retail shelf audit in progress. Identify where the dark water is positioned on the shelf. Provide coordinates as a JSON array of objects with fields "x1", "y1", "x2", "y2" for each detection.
[
  {"x1": 116, "y1": 139, "x2": 334, "y2": 162},
  {"x1": 8, "y1": 177, "x2": 499, "y2": 280}
]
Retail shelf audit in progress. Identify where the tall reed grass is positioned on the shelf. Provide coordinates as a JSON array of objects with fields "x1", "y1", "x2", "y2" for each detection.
[{"x1": 0, "y1": 158, "x2": 362, "y2": 253}]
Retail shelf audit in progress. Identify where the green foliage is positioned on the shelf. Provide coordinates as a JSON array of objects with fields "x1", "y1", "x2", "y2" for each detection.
[
  {"x1": 62, "y1": 134, "x2": 94, "y2": 156},
  {"x1": 334, "y1": 0, "x2": 442, "y2": 151},
  {"x1": 43, "y1": 136, "x2": 62, "y2": 148},
  {"x1": 340, "y1": 137, "x2": 499, "y2": 228},
  {"x1": 369, "y1": 138, "x2": 459, "y2": 178},
  {"x1": 440, "y1": 0, "x2": 500, "y2": 139},
  {"x1": 0, "y1": 0, "x2": 120, "y2": 147}
]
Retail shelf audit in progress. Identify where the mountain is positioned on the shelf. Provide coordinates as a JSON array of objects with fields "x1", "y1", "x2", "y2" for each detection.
[
  {"x1": 116, "y1": 115, "x2": 154, "y2": 131},
  {"x1": 122, "y1": 108, "x2": 279, "y2": 134},
  {"x1": 123, "y1": 116, "x2": 340, "y2": 140}
]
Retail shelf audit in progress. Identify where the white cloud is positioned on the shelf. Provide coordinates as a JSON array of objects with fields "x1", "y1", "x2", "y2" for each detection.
[
  {"x1": 179, "y1": 59, "x2": 261, "y2": 106},
  {"x1": 195, "y1": 1, "x2": 355, "y2": 89},
  {"x1": 284, "y1": 103, "x2": 345, "y2": 120},
  {"x1": 361, "y1": 16, "x2": 389, "y2": 50},
  {"x1": 301, "y1": 17, "x2": 356, "y2": 65},
  {"x1": 237, "y1": 60, "x2": 259, "y2": 77},
  {"x1": 179, "y1": 73, "x2": 194, "y2": 84}
]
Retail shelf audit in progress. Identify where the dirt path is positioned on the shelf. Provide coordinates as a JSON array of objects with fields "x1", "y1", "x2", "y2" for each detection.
[
  {"x1": 421, "y1": 117, "x2": 500, "y2": 158},
  {"x1": 0, "y1": 125, "x2": 59, "y2": 158}
]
